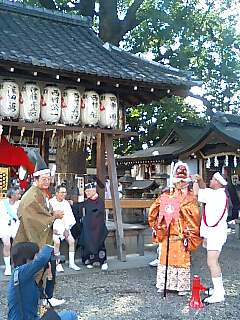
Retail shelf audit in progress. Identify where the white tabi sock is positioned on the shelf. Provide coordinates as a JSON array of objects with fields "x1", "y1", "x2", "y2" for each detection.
[
  {"x1": 212, "y1": 275, "x2": 225, "y2": 296},
  {"x1": 69, "y1": 252, "x2": 75, "y2": 265},
  {"x1": 4, "y1": 256, "x2": 11, "y2": 268},
  {"x1": 69, "y1": 252, "x2": 80, "y2": 270},
  {"x1": 4, "y1": 256, "x2": 11, "y2": 275},
  {"x1": 204, "y1": 275, "x2": 225, "y2": 303}
]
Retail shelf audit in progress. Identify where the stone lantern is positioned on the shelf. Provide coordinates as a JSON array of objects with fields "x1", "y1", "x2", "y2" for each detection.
[{"x1": 118, "y1": 170, "x2": 134, "y2": 198}]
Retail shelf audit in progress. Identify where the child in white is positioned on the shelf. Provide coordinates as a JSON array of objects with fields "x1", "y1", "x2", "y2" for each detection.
[
  {"x1": 0, "y1": 187, "x2": 21, "y2": 275},
  {"x1": 50, "y1": 185, "x2": 80, "y2": 271}
]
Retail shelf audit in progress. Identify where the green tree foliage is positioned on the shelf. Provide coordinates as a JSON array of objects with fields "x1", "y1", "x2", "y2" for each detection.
[
  {"x1": 119, "y1": 0, "x2": 240, "y2": 153},
  {"x1": 125, "y1": 0, "x2": 240, "y2": 114},
  {"x1": 115, "y1": 96, "x2": 204, "y2": 155}
]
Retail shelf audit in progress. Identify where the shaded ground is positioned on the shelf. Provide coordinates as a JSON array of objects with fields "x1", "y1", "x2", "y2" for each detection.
[{"x1": 1, "y1": 233, "x2": 240, "y2": 319}]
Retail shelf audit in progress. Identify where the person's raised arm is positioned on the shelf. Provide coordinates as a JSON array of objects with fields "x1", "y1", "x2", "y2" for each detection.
[
  {"x1": 19, "y1": 245, "x2": 54, "y2": 281},
  {"x1": 192, "y1": 174, "x2": 206, "y2": 196}
]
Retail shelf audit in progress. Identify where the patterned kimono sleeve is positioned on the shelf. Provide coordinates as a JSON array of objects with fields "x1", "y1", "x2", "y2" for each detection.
[
  {"x1": 148, "y1": 196, "x2": 168, "y2": 243},
  {"x1": 182, "y1": 193, "x2": 202, "y2": 251},
  {"x1": 148, "y1": 197, "x2": 161, "y2": 230}
]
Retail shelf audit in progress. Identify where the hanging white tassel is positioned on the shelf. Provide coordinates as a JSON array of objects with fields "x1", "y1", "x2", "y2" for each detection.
[
  {"x1": 234, "y1": 156, "x2": 237, "y2": 168},
  {"x1": 225, "y1": 155, "x2": 229, "y2": 167},
  {"x1": 169, "y1": 161, "x2": 175, "y2": 192},
  {"x1": 222, "y1": 166, "x2": 225, "y2": 175},
  {"x1": 206, "y1": 158, "x2": 211, "y2": 169},
  {"x1": 0, "y1": 124, "x2": 3, "y2": 143},
  {"x1": 214, "y1": 156, "x2": 219, "y2": 167}
]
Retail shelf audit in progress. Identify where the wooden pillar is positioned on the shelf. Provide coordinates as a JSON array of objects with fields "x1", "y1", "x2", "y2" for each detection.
[
  {"x1": 105, "y1": 133, "x2": 126, "y2": 261},
  {"x1": 39, "y1": 135, "x2": 49, "y2": 165},
  {"x1": 199, "y1": 158, "x2": 203, "y2": 177},
  {"x1": 96, "y1": 133, "x2": 106, "y2": 200}
]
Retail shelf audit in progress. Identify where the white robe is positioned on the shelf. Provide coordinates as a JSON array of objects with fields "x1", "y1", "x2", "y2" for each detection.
[
  {"x1": 49, "y1": 197, "x2": 76, "y2": 240},
  {"x1": 198, "y1": 188, "x2": 228, "y2": 245},
  {"x1": 0, "y1": 199, "x2": 20, "y2": 238}
]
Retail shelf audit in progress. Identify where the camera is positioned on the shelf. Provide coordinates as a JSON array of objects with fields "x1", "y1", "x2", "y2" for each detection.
[
  {"x1": 52, "y1": 254, "x2": 66, "y2": 264},
  {"x1": 45, "y1": 253, "x2": 65, "y2": 270}
]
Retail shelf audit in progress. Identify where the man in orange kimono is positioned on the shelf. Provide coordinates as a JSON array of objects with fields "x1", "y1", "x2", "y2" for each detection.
[{"x1": 148, "y1": 162, "x2": 202, "y2": 296}]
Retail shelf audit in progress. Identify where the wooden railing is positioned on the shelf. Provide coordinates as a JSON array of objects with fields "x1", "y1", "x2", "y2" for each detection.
[{"x1": 105, "y1": 198, "x2": 154, "y2": 209}]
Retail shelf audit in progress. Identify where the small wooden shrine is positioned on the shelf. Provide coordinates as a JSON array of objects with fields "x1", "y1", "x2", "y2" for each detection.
[
  {"x1": 117, "y1": 112, "x2": 240, "y2": 219},
  {"x1": 0, "y1": 0, "x2": 198, "y2": 260}
]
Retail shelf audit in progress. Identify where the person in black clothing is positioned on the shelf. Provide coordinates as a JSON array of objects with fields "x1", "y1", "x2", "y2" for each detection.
[
  {"x1": 78, "y1": 182, "x2": 109, "y2": 271},
  {"x1": 70, "y1": 196, "x2": 83, "y2": 245}
]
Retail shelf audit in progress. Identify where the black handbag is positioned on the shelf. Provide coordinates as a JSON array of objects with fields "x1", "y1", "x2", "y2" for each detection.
[
  {"x1": 37, "y1": 276, "x2": 61, "y2": 320},
  {"x1": 40, "y1": 307, "x2": 61, "y2": 320}
]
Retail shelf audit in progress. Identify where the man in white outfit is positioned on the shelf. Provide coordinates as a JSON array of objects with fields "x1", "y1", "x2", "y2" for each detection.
[
  {"x1": 193, "y1": 172, "x2": 228, "y2": 303},
  {"x1": 50, "y1": 185, "x2": 80, "y2": 272},
  {"x1": 0, "y1": 187, "x2": 21, "y2": 276}
]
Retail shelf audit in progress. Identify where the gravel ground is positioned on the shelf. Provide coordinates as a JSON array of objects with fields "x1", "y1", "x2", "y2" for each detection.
[{"x1": 1, "y1": 234, "x2": 240, "y2": 319}]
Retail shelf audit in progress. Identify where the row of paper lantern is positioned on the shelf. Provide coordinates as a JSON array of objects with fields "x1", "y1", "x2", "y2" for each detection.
[{"x1": 0, "y1": 80, "x2": 118, "y2": 128}]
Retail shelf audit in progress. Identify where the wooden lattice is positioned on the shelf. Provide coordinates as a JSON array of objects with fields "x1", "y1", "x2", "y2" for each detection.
[{"x1": 0, "y1": 167, "x2": 9, "y2": 198}]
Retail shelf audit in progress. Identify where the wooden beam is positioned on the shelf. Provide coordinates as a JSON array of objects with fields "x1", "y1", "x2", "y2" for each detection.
[
  {"x1": 0, "y1": 119, "x2": 137, "y2": 139},
  {"x1": 105, "y1": 133, "x2": 126, "y2": 261},
  {"x1": 0, "y1": 62, "x2": 190, "y2": 105},
  {"x1": 105, "y1": 198, "x2": 154, "y2": 209},
  {"x1": 0, "y1": 61, "x2": 190, "y2": 94},
  {"x1": 96, "y1": 133, "x2": 106, "y2": 200}
]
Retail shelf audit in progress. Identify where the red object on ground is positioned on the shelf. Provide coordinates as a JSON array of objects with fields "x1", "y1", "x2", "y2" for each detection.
[
  {"x1": 189, "y1": 275, "x2": 207, "y2": 309},
  {"x1": 0, "y1": 136, "x2": 34, "y2": 173}
]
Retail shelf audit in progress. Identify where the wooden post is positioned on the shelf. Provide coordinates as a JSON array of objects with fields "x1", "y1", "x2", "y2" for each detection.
[
  {"x1": 39, "y1": 135, "x2": 49, "y2": 165},
  {"x1": 199, "y1": 158, "x2": 203, "y2": 177},
  {"x1": 105, "y1": 133, "x2": 126, "y2": 261},
  {"x1": 96, "y1": 133, "x2": 106, "y2": 200}
]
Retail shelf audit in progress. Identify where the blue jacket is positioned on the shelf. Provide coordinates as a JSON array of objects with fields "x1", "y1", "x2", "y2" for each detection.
[{"x1": 7, "y1": 245, "x2": 53, "y2": 320}]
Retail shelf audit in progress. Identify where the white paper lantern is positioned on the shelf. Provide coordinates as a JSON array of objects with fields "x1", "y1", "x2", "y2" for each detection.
[
  {"x1": 0, "y1": 80, "x2": 19, "y2": 119},
  {"x1": 19, "y1": 82, "x2": 41, "y2": 122},
  {"x1": 214, "y1": 156, "x2": 219, "y2": 167},
  {"x1": 99, "y1": 93, "x2": 118, "y2": 128},
  {"x1": 40, "y1": 85, "x2": 61, "y2": 123},
  {"x1": 61, "y1": 88, "x2": 81, "y2": 125},
  {"x1": 80, "y1": 91, "x2": 100, "y2": 126}
]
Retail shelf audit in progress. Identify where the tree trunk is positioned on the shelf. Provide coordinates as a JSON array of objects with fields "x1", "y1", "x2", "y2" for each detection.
[{"x1": 99, "y1": 0, "x2": 144, "y2": 46}]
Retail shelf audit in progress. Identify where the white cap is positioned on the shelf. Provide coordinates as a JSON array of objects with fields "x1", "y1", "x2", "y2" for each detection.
[
  {"x1": 33, "y1": 158, "x2": 50, "y2": 177},
  {"x1": 213, "y1": 172, "x2": 227, "y2": 186},
  {"x1": 33, "y1": 169, "x2": 50, "y2": 177}
]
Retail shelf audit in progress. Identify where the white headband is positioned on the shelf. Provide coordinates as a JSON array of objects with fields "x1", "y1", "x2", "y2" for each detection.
[
  {"x1": 33, "y1": 169, "x2": 50, "y2": 177},
  {"x1": 213, "y1": 172, "x2": 227, "y2": 186}
]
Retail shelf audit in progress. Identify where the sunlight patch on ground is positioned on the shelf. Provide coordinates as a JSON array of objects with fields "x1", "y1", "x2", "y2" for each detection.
[
  {"x1": 225, "y1": 279, "x2": 240, "y2": 296},
  {"x1": 77, "y1": 295, "x2": 143, "y2": 319},
  {"x1": 112, "y1": 295, "x2": 142, "y2": 316}
]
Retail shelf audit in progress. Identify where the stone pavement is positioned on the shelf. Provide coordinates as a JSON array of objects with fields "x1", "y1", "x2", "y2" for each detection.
[{"x1": 0, "y1": 231, "x2": 240, "y2": 319}]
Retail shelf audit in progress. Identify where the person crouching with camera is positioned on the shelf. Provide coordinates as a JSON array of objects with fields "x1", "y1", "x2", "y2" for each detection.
[{"x1": 7, "y1": 242, "x2": 78, "y2": 320}]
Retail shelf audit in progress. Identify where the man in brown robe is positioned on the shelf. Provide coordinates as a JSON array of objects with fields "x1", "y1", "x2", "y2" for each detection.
[
  {"x1": 15, "y1": 168, "x2": 63, "y2": 247},
  {"x1": 15, "y1": 163, "x2": 65, "y2": 306}
]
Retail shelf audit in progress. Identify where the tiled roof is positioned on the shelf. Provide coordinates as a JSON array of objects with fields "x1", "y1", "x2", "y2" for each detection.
[
  {"x1": 117, "y1": 123, "x2": 207, "y2": 163},
  {"x1": 209, "y1": 112, "x2": 240, "y2": 145},
  {"x1": 117, "y1": 143, "x2": 186, "y2": 163},
  {"x1": 0, "y1": 0, "x2": 199, "y2": 89},
  {"x1": 118, "y1": 113, "x2": 240, "y2": 163},
  {"x1": 125, "y1": 179, "x2": 159, "y2": 191}
]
